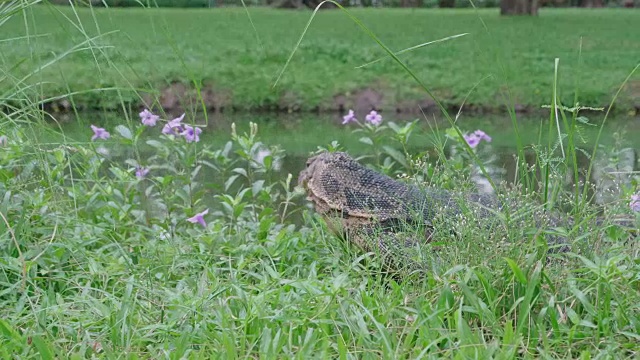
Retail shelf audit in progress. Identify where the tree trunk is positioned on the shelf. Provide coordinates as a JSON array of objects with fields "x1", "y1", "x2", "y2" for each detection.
[
  {"x1": 500, "y1": 0, "x2": 538, "y2": 15},
  {"x1": 302, "y1": 0, "x2": 338, "y2": 8},
  {"x1": 401, "y1": 0, "x2": 421, "y2": 6},
  {"x1": 580, "y1": 0, "x2": 603, "y2": 7},
  {"x1": 272, "y1": 0, "x2": 303, "y2": 8},
  {"x1": 439, "y1": 0, "x2": 455, "y2": 7}
]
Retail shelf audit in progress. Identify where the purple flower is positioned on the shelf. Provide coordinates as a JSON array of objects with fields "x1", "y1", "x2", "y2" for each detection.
[
  {"x1": 139, "y1": 109, "x2": 159, "y2": 127},
  {"x1": 631, "y1": 193, "x2": 640, "y2": 212},
  {"x1": 474, "y1": 130, "x2": 492, "y2": 142},
  {"x1": 0, "y1": 135, "x2": 7, "y2": 147},
  {"x1": 187, "y1": 209, "x2": 209, "y2": 228},
  {"x1": 464, "y1": 133, "x2": 480, "y2": 148},
  {"x1": 182, "y1": 125, "x2": 202, "y2": 143},
  {"x1": 463, "y1": 129, "x2": 492, "y2": 149},
  {"x1": 135, "y1": 166, "x2": 149, "y2": 179},
  {"x1": 162, "y1": 114, "x2": 185, "y2": 135},
  {"x1": 342, "y1": 109, "x2": 357, "y2": 125},
  {"x1": 365, "y1": 110, "x2": 382, "y2": 126},
  {"x1": 90, "y1": 125, "x2": 110, "y2": 141}
]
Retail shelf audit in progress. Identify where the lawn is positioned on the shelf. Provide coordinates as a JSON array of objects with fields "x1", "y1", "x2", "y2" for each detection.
[
  {"x1": 1, "y1": 5, "x2": 639, "y2": 112},
  {"x1": 2, "y1": 3, "x2": 640, "y2": 359}
]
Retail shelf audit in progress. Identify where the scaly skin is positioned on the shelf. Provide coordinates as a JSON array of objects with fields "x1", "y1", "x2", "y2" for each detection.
[{"x1": 298, "y1": 151, "x2": 575, "y2": 273}]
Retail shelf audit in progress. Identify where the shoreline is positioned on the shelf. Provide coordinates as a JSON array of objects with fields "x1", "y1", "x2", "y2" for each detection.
[{"x1": 34, "y1": 83, "x2": 639, "y2": 118}]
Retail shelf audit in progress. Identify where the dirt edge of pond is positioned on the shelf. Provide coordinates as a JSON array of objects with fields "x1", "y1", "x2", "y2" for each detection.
[{"x1": 37, "y1": 81, "x2": 640, "y2": 118}]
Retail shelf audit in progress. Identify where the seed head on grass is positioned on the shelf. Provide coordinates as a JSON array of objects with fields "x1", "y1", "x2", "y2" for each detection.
[
  {"x1": 187, "y1": 209, "x2": 209, "y2": 228},
  {"x1": 631, "y1": 193, "x2": 640, "y2": 212},
  {"x1": 342, "y1": 109, "x2": 357, "y2": 124},
  {"x1": 365, "y1": 110, "x2": 382, "y2": 126},
  {"x1": 139, "y1": 109, "x2": 159, "y2": 126},
  {"x1": 90, "y1": 125, "x2": 110, "y2": 141}
]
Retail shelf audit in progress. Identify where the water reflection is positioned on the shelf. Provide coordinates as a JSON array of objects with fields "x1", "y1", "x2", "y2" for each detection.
[
  {"x1": 452, "y1": 144, "x2": 638, "y2": 207},
  {"x1": 593, "y1": 148, "x2": 637, "y2": 205},
  {"x1": 53, "y1": 111, "x2": 640, "y2": 218},
  {"x1": 274, "y1": 143, "x2": 638, "y2": 207}
]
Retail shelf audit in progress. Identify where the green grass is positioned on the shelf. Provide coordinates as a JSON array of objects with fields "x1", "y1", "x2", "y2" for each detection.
[
  {"x1": 2, "y1": 111, "x2": 639, "y2": 358},
  {"x1": 2, "y1": 2, "x2": 640, "y2": 358},
  {"x1": 1, "y1": 6, "x2": 640, "y2": 112}
]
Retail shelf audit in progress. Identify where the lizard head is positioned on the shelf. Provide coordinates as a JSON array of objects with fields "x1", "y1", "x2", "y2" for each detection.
[
  {"x1": 297, "y1": 152, "x2": 359, "y2": 216},
  {"x1": 297, "y1": 151, "x2": 402, "y2": 219},
  {"x1": 297, "y1": 151, "x2": 357, "y2": 194},
  {"x1": 298, "y1": 152, "x2": 335, "y2": 188}
]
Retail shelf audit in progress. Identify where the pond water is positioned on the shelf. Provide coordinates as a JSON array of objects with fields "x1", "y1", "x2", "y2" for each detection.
[
  {"x1": 50, "y1": 110, "x2": 640, "y2": 150},
  {"x1": 44, "y1": 110, "x2": 639, "y2": 214}
]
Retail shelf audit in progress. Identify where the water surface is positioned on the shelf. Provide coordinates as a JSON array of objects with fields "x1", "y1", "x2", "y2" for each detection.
[{"x1": 42, "y1": 111, "x2": 639, "y2": 212}]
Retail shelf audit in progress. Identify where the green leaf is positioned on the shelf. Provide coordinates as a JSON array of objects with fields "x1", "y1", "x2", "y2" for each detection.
[
  {"x1": 382, "y1": 145, "x2": 407, "y2": 167},
  {"x1": 252, "y1": 180, "x2": 265, "y2": 196},
  {"x1": 569, "y1": 285, "x2": 596, "y2": 317},
  {"x1": 233, "y1": 167, "x2": 248, "y2": 177},
  {"x1": 53, "y1": 148, "x2": 65, "y2": 163},
  {"x1": 225, "y1": 175, "x2": 239, "y2": 191},
  {"x1": 263, "y1": 155, "x2": 273, "y2": 169},
  {"x1": 115, "y1": 125, "x2": 133, "y2": 140},
  {"x1": 222, "y1": 141, "x2": 233, "y2": 157},
  {"x1": 504, "y1": 258, "x2": 527, "y2": 285},
  {"x1": 0, "y1": 318, "x2": 22, "y2": 344},
  {"x1": 31, "y1": 335, "x2": 55, "y2": 360},
  {"x1": 146, "y1": 139, "x2": 165, "y2": 149},
  {"x1": 387, "y1": 121, "x2": 401, "y2": 133},
  {"x1": 359, "y1": 137, "x2": 373, "y2": 145}
]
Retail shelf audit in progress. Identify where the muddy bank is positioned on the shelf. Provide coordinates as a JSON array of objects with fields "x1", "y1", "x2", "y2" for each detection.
[{"x1": 36, "y1": 82, "x2": 640, "y2": 118}]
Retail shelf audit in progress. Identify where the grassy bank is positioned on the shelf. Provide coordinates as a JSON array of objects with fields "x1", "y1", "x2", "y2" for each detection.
[
  {"x1": 2, "y1": 108, "x2": 639, "y2": 358},
  {"x1": 1, "y1": 6, "x2": 639, "y2": 112},
  {"x1": 2, "y1": 2, "x2": 640, "y2": 358}
]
